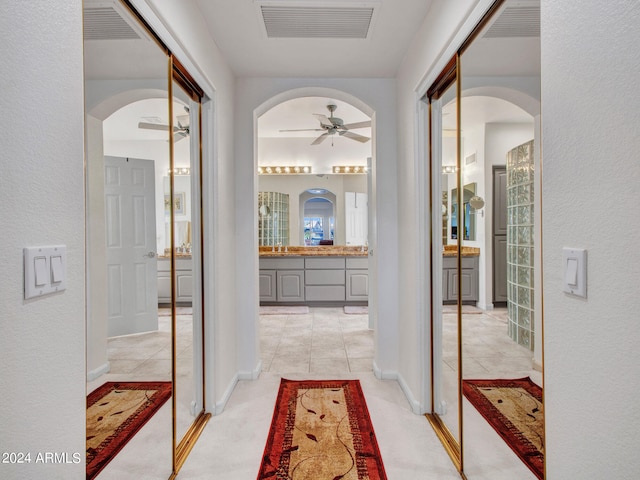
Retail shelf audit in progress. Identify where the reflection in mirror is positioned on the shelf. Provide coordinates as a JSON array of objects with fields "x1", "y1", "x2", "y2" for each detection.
[
  {"x1": 429, "y1": 76, "x2": 461, "y2": 454},
  {"x1": 83, "y1": 0, "x2": 172, "y2": 476},
  {"x1": 302, "y1": 190, "x2": 335, "y2": 245},
  {"x1": 459, "y1": 0, "x2": 543, "y2": 478},
  {"x1": 451, "y1": 183, "x2": 477, "y2": 240},
  {"x1": 257, "y1": 97, "x2": 370, "y2": 247}
]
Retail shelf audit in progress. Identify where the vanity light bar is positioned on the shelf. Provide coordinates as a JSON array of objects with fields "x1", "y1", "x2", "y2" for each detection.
[
  {"x1": 332, "y1": 166, "x2": 368, "y2": 174},
  {"x1": 167, "y1": 167, "x2": 191, "y2": 175},
  {"x1": 442, "y1": 165, "x2": 456, "y2": 174},
  {"x1": 257, "y1": 166, "x2": 312, "y2": 174}
]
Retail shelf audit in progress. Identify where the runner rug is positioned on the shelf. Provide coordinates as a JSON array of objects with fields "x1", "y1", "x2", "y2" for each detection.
[
  {"x1": 463, "y1": 377, "x2": 544, "y2": 479},
  {"x1": 86, "y1": 381, "x2": 172, "y2": 480},
  {"x1": 257, "y1": 379, "x2": 387, "y2": 480}
]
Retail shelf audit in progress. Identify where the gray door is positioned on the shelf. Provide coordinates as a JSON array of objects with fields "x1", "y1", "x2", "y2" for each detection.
[{"x1": 493, "y1": 166, "x2": 507, "y2": 304}]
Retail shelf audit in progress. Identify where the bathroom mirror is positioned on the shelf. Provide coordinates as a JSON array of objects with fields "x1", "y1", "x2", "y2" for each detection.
[{"x1": 451, "y1": 183, "x2": 477, "y2": 241}]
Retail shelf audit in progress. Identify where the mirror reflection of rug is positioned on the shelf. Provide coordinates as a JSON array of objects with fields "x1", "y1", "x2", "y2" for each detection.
[
  {"x1": 463, "y1": 377, "x2": 544, "y2": 479},
  {"x1": 86, "y1": 381, "x2": 172, "y2": 480},
  {"x1": 258, "y1": 379, "x2": 387, "y2": 480}
]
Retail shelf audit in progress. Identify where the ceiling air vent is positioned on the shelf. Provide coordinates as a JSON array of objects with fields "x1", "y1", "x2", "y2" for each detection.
[
  {"x1": 260, "y1": 5, "x2": 375, "y2": 39},
  {"x1": 83, "y1": 5, "x2": 142, "y2": 41},
  {"x1": 483, "y1": 6, "x2": 540, "y2": 38}
]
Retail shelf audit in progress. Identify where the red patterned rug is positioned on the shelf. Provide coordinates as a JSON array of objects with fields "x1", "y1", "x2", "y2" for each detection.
[
  {"x1": 86, "y1": 381, "x2": 172, "y2": 480},
  {"x1": 257, "y1": 379, "x2": 387, "y2": 480},
  {"x1": 463, "y1": 377, "x2": 544, "y2": 479}
]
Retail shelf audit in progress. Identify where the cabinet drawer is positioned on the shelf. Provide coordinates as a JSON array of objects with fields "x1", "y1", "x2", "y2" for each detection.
[
  {"x1": 260, "y1": 257, "x2": 304, "y2": 270},
  {"x1": 305, "y1": 269, "x2": 345, "y2": 285},
  {"x1": 305, "y1": 257, "x2": 345, "y2": 269},
  {"x1": 346, "y1": 257, "x2": 368, "y2": 269},
  {"x1": 305, "y1": 285, "x2": 345, "y2": 301}
]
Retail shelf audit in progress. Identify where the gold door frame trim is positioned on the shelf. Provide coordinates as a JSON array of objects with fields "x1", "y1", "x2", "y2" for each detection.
[
  {"x1": 105, "y1": 3, "x2": 210, "y2": 479},
  {"x1": 425, "y1": 0, "x2": 546, "y2": 477}
]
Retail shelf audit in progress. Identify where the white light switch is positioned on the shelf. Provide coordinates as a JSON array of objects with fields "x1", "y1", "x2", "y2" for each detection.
[
  {"x1": 50, "y1": 256, "x2": 63, "y2": 283},
  {"x1": 24, "y1": 245, "x2": 67, "y2": 299},
  {"x1": 565, "y1": 258, "x2": 578, "y2": 286},
  {"x1": 34, "y1": 256, "x2": 48, "y2": 286},
  {"x1": 562, "y1": 248, "x2": 587, "y2": 298}
]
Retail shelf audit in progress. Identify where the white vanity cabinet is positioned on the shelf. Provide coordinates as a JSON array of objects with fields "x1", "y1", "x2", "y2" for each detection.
[{"x1": 157, "y1": 257, "x2": 193, "y2": 305}]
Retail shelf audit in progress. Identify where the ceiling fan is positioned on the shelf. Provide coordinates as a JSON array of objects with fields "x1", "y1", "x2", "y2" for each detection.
[
  {"x1": 280, "y1": 104, "x2": 371, "y2": 145},
  {"x1": 138, "y1": 106, "x2": 190, "y2": 142}
]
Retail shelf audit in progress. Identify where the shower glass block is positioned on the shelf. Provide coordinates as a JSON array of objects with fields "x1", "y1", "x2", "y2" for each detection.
[
  {"x1": 506, "y1": 139, "x2": 535, "y2": 349},
  {"x1": 518, "y1": 306, "x2": 531, "y2": 327},
  {"x1": 519, "y1": 327, "x2": 531, "y2": 349}
]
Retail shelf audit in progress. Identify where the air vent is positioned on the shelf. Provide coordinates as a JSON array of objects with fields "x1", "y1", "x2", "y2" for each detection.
[
  {"x1": 483, "y1": 6, "x2": 540, "y2": 38},
  {"x1": 84, "y1": 6, "x2": 142, "y2": 40},
  {"x1": 260, "y1": 6, "x2": 375, "y2": 39}
]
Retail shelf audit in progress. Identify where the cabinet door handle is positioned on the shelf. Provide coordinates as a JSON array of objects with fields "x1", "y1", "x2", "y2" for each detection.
[{"x1": 144, "y1": 251, "x2": 156, "y2": 258}]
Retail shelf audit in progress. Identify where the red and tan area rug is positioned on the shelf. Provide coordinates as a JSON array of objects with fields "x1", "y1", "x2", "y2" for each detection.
[
  {"x1": 258, "y1": 379, "x2": 387, "y2": 480},
  {"x1": 463, "y1": 377, "x2": 544, "y2": 479},
  {"x1": 86, "y1": 381, "x2": 172, "y2": 480}
]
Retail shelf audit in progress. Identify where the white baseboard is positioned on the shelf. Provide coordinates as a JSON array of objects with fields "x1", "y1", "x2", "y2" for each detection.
[
  {"x1": 87, "y1": 362, "x2": 110, "y2": 382},
  {"x1": 215, "y1": 362, "x2": 262, "y2": 415},
  {"x1": 373, "y1": 362, "x2": 424, "y2": 415},
  {"x1": 238, "y1": 360, "x2": 262, "y2": 381},
  {"x1": 397, "y1": 372, "x2": 424, "y2": 414},
  {"x1": 215, "y1": 374, "x2": 238, "y2": 415},
  {"x1": 532, "y1": 358, "x2": 543, "y2": 372},
  {"x1": 372, "y1": 361, "x2": 397, "y2": 381}
]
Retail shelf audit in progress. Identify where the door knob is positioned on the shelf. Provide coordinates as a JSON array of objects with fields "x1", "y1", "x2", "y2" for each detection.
[{"x1": 144, "y1": 251, "x2": 156, "y2": 258}]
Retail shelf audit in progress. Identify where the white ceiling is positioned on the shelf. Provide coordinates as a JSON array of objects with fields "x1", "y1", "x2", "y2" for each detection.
[
  {"x1": 194, "y1": 0, "x2": 435, "y2": 77},
  {"x1": 84, "y1": 0, "x2": 540, "y2": 172}
]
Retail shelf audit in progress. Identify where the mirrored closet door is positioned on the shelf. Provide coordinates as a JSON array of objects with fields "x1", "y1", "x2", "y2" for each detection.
[
  {"x1": 427, "y1": 0, "x2": 544, "y2": 478},
  {"x1": 84, "y1": 1, "x2": 208, "y2": 478}
]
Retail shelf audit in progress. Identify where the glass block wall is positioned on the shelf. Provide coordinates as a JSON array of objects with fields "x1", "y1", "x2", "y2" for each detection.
[
  {"x1": 506, "y1": 140, "x2": 535, "y2": 349},
  {"x1": 258, "y1": 192, "x2": 289, "y2": 246}
]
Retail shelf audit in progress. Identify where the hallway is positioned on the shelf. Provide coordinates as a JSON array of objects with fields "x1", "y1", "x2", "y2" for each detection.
[{"x1": 92, "y1": 307, "x2": 539, "y2": 479}]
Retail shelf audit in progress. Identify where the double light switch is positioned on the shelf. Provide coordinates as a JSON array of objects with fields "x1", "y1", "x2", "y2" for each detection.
[{"x1": 24, "y1": 245, "x2": 67, "y2": 299}]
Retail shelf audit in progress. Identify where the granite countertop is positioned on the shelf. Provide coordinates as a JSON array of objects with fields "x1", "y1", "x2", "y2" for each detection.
[
  {"x1": 259, "y1": 245, "x2": 368, "y2": 257},
  {"x1": 443, "y1": 245, "x2": 480, "y2": 257}
]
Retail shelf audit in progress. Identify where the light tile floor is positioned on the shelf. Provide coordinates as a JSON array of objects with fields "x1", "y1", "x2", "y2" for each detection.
[{"x1": 91, "y1": 306, "x2": 542, "y2": 480}]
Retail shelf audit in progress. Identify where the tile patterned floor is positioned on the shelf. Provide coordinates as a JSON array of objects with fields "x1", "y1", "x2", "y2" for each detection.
[{"x1": 91, "y1": 306, "x2": 542, "y2": 480}]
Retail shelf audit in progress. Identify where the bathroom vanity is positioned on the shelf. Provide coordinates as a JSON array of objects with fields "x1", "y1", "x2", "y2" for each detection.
[{"x1": 259, "y1": 246, "x2": 368, "y2": 306}]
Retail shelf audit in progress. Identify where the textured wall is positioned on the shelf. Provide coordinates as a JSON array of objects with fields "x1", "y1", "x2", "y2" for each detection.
[
  {"x1": 541, "y1": 1, "x2": 640, "y2": 477},
  {"x1": 0, "y1": 1, "x2": 86, "y2": 478}
]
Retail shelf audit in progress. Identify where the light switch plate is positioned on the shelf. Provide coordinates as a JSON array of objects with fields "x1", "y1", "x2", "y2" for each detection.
[
  {"x1": 562, "y1": 247, "x2": 587, "y2": 298},
  {"x1": 24, "y1": 245, "x2": 67, "y2": 299}
]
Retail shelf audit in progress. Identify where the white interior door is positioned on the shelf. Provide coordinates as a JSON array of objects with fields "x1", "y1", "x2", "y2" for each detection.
[
  {"x1": 345, "y1": 191, "x2": 368, "y2": 246},
  {"x1": 104, "y1": 156, "x2": 158, "y2": 337}
]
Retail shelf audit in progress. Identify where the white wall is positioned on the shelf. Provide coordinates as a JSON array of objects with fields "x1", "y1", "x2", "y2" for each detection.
[
  {"x1": 0, "y1": 1, "x2": 86, "y2": 478},
  {"x1": 541, "y1": 1, "x2": 640, "y2": 477},
  {"x1": 133, "y1": 0, "x2": 238, "y2": 411},
  {"x1": 395, "y1": 0, "x2": 488, "y2": 412},
  {"x1": 235, "y1": 78, "x2": 399, "y2": 378}
]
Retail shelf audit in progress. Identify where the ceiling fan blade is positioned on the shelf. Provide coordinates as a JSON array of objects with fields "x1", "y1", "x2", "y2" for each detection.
[
  {"x1": 138, "y1": 121, "x2": 170, "y2": 131},
  {"x1": 313, "y1": 113, "x2": 332, "y2": 127},
  {"x1": 340, "y1": 131, "x2": 370, "y2": 143},
  {"x1": 173, "y1": 131, "x2": 188, "y2": 142},
  {"x1": 176, "y1": 114, "x2": 190, "y2": 127},
  {"x1": 311, "y1": 133, "x2": 330, "y2": 145},
  {"x1": 342, "y1": 120, "x2": 371, "y2": 130}
]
